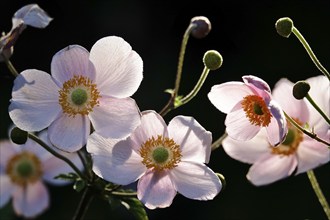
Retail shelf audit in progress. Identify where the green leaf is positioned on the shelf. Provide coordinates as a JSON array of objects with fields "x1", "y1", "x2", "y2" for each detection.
[
  {"x1": 73, "y1": 179, "x2": 86, "y2": 192},
  {"x1": 164, "y1": 88, "x2": 174, "y2": 95},
  {"x1": 121, "y1": 197, "x2": 148, "y2": 220},
  {"x1": 55, "y1": 172, "x2": 78, "y2": 181}
]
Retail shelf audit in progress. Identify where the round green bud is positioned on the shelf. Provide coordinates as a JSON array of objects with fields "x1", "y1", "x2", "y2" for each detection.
[
  {"x1": 10, "y1": 127, "x2": 28, "y2": 145},
  {"x1": 293, "y1": 81, "x2": 310, "y2": 100},
  {"x1": 275, "y1": 17, "x2": 294, "y2": 38},
  {"x1": 203, "y1": 50, "x2": 223, "y2": 70},
  {"x1": 190, "y1": 16, "x2": 212, "y2": 39}
]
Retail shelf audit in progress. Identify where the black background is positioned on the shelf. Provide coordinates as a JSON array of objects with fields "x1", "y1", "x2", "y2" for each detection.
[{"x1": 1, "y1": 0, "x2": 329, "y2": 220}]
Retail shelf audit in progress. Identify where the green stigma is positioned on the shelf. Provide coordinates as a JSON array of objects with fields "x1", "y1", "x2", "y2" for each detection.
[
  {"x1": 152, "y1": 147, "x2": 169, "y2": 164},
  {"x1": 253, "y1": 103, "x2": 264, "y2": 115},
  {"x1": 282, "y1": 129, "x2": 295, "y2": 146},
  {"x1": 71, "y1": 88, "x2": 88, "y2": 105},
  {"x1": 16, "y1": 160, "x2": 34, "y2": 178}
]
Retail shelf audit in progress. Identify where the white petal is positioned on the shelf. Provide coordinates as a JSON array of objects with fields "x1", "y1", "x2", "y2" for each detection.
[
  {"x1": 272, "y1": 78, "x2": 309, "y2": 123},
  {"x1": 0, "y1": 140, "x2": 18, "y2": 172},
  {"x1": 87, "y1": 133, "x2": 146, "y2": 185},
  {"x1": 48, "y1": 114, "x2": 90, "y2": 152},
  {"x1": 247, "y1": 153, "x2": 297, "y2": 186},
  {"x1": 225, "y1": 103, "x2": 261, "y2": 141},
  {"x1": 168, "y1": 116, "x2": 211, "y2": 163},
  {"x1": 222, "y1": 131, "x2": 269, "y2": 164},
  {"x1": 51, "y1": 45, "x2": 96, "y2": 85},
  {"x1": 266, "y1": 101, "x2": 287, "y2": 146},
  {"x1": 13, "y1": 4, "x2": 52, "y2": 28},
  {"x1": 208, "y1": 82, "x2": 252, "y2": 113},
  {"x1": 137, "y1": 170, "x2": 176, "y2": 209},
  {"x1": 296, "y1": 140, "x2": 330, "y2": 174},
  {"x1": 90, "y1": 36, "x2": 143, "y2": 98},
  {"x1": 170, "y1": 161, "x2": 221, "y2": 200},
  {"x1": 0, "y1": 175, "x2": 14, "y2": 208},
  {"x1": 89, "y1": 97, "x2": 140, "y2": 139},
  {"x1": 9, "y1": 70, "x2": 61, "y2": 131},
  {"x1": 242, "y1": 75, "x2": 271, "y2": 94},
  {"x1": 129, "y1": 111, "x2": 168, "y2": 151},
  {"x1": 12, "y1": 181, "x2": 49, "y2": 218},
  {"x1": 42, "y1": 152, "x2": 83, "y2": 185}
]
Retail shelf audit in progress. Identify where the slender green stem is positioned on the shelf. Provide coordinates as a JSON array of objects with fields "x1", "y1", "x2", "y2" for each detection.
[
  {"x1": 110, "y1": 191, "x2": 137, "y2": 197},
  {"x1": 307, "y1": 170, "x2": 330, "y2": 220},
  {"x1": 306, "y1": 94, "x2": 330, "y2": 125},
  {"x1": 1, "y1": 54, "x2": 19, "y2": 77},
  {"x1": 284, "y1": 112, "x2": 330, "y2": 146},
  {"x1": 211, "y1": 132, "x2": 228, "y2": 151},
  {"x1": 179, "y1": 67, "x2": 210, "y2": 106},
  {"x1": 28, "y1": 133, "x2": 85, "y2": 179},
  {"x1": 292, "y1": 27, "x2": 330, "y2": 80},
  {"x1": 72, "y1": 186, "x2": 94, "y2": 220}
]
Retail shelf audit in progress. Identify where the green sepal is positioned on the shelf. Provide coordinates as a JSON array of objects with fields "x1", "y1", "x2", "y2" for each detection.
[
  {"x1": 73, "y1": 179, "x2": 86, "y2": 192},
  {"x1": 55, "y1": 172, "x2": 79, "y2": 181}
]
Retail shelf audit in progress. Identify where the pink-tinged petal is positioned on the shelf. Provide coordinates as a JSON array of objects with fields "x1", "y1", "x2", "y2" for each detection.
[
  {"x1": 0, "y1": 140, "x2": 18, "y2": 172},
  {"x1": 51, "y1": 45, "x2": 96, "y2": 85},
  {"x1": 90, "y1": 36, "x2": 143, "y2": 98},
  {"x1": 225, "y1": 102, "x2": 261, "y2": 141},
  {"x1": 42, "y1": 152, "x2": 83, "y2": 185},
  {"x1": 266, "y1": 101, "x2": 287, "y2": 146},
  {"x1": 129, "y1": 111, "x2": 168, "y2": 151},
  {"x1": 296, "y1": 140, "x2": 330, "y2": 174},
  {"x1": 87, "y1": 133, "x2": 146, "y2": 185},
  {"x1": 12, "y1": 181, "x2": 49, "y2": 218},
  {"x1": 48, "y1": 114, "x2": 90, "y2": 152},
  {"x1": 306, "y1": 75, "x2": 329, "y2": 133},
  {"x1": 0, "y1": 175, "x2": 14, "y2": 208},
  {"x1": 9, "y1": 70, "x2": 61, "y2": 132},
  {"x1": 12, "y1": 4, "x2": 52, "y2": 29},
  {"x1": 272, "y1": 78, "x2": 309, "y2": 123},
  {"x1": 247, "y1": 153, "x2": 297, "y2": 186},
  {"x1": 222, "y1": 131, "x2": 269, "y2": 164},
  {"x1": 170, "y1": 161, "x2": 221, "y2": 200},
  {"x1": 243, "y1": 75, "x2": 271, "y2": 100},
  {"x1": 208, "y1": 82, "x2": 252, "y2": 113},
  {"x1": 89, "y1": 97, "x2": 140, "y2": 140},
  {"x1": 137, "y1": 170, "x2": 176, "y2": 209},
  {"x1": 168, "y1": 116, "x2": 212, "y2": 163}
]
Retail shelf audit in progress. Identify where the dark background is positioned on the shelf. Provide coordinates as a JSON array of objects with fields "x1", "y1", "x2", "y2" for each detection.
[{"x1": 1, "y1": 0, "x2": 329, "y2": 219}]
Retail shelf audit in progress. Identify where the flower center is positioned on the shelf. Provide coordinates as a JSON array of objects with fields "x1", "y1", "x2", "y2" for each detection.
[
  {"x1": 241, "y1": 95, "x2": 272, "y2": 126},
  {"x1": 139, "y1": 135, "x2": 182, "y2": 171},
  {"x1": 271, "y1": 118, "x2": 303, "y2": 155},
  {"x1": 6, "y1": 151, "x2": 43, "y2": 186},
  {"x1": 59, "y1": 75, "x2": 101, "y2": 117}
]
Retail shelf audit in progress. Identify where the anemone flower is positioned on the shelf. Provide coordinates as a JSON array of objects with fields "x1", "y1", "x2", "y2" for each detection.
[
  {"x1": 0, "y1": 131, "x2": 83, "y2": 218},
  {"x1": 9, "y1": 36, "x2": 143, "y2": 152},
  {"x1": 87, "y1": 111, "x2": 222, "y2": 209},
  {"x1": 222, "y1": 75, "x2": 329, "y2": 186},
  {"x1": 208, "y1": 75, "x2": 287, "y2": 146}
]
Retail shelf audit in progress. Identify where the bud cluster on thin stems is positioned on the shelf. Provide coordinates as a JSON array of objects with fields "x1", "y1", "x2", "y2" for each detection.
[
  {"x1": 291, "y1": 26, "x2": 330, "y2": 81},
  {"x1": 307, "y1": 170, "x2": 330, "y2": 220},
  {"x1": 284, "y1": 111, "x2": 330, "y2": 147},
  {"x1": 305, "y1": 93, "x2": 330, "y2": 125}
]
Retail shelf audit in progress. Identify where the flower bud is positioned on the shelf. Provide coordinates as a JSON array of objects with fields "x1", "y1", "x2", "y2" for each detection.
[
  {"x1": 293, "y1": 81, "x2": 310, "y2": 100},
  {"x1": 190, "y1": 16, "x2": 211, "y2": 39},
  {"x1": 203, "y1": 50, "x2": 223, "y2": 70},
  {"x1": 10, "y1": 127, "x2": 28, "y2": 145},
  {"x1": 275, "y1": 17, "x2": 293, "y2": 38}
]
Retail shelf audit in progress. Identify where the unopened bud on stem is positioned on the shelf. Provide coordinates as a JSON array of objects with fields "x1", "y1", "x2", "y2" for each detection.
[
  {"x1": 10, "y1": 127, "x2": 28, "y2": 145},
  {"x1": 203, "y1": 50, "x2": 223, "y2": 70},
  {"x1": 293, "y1": 81, "x2": 310, "y2": 100},
  {"x1": 190, "y1": 16, "x2": 211, "y2": 39},
  {"x1": 275, "y1": 17, "x2": 294, "y2": 38}
]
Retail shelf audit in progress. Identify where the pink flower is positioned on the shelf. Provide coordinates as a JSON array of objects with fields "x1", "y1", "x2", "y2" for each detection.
[
  {"x1": 0, "y1": 131, "x2": 83, "y2": 218},
  {"x1": 222, "y1": 75, "x2": 329, "y2": 186},
  {"x1": 208, "y1": 75, "x2": 287, "y2": 146},
  {"x1": 9, "y1": 36, "x2": 143, "y2": 152},
  {"x1": 87, "y1": 111, "x2": 222, "y2": 209}
]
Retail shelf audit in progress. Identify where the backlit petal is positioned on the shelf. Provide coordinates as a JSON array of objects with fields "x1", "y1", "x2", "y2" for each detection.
[{"x1": 266, "y1": 100, "x2": 287, "y2": 146}]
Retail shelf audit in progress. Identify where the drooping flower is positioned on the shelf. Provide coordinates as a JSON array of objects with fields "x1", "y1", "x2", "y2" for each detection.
[
  {"x1": 87, "y1": 111, "x2": 222, "y2": 209},
  {"x1": 208, "y1": 75, "x2": 287, "y2": 146},
  {"x1": 222, "y1": 75, "x2": 329, "y2": 186},
  {"x1": 9, "y1": 36, "x2": 143, "y2": 152},
  {"x1": 0, "y1": 4, "x2": 52, "y2": 61},
  {"x1": 0, "y1": 131, "x2": 83, "y2": 218}
]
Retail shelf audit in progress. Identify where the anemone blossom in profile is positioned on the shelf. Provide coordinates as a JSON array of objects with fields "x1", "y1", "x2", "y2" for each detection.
[
  {"x1": 208, "y1": 75, "x2": 287, "y2": 146},
  {"x1": 9, "y1": 36, "x2": 143, "y2": 152},
  {"x1": 87, "y1": 111, "x2": 222, "y2": 209},
  {"x1": 222, "y1": 75, "x2": 329, "y2": 186}
]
